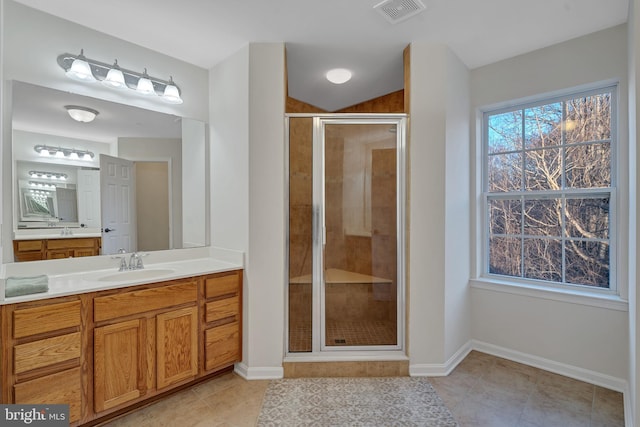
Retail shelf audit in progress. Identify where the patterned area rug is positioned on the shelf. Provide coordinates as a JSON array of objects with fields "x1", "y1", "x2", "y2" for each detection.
[{"x1": 257, "y1": 377, "x2": 459, "y2": 426}]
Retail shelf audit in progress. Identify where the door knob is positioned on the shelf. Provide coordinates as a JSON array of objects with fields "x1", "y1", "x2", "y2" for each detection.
[{"x1": 104, "y1": 227, "x2": 116, "y2": 233}]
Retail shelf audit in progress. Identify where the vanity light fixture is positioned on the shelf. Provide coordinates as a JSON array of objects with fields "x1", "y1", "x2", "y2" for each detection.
[
  {"x1": 102, "y1": 60, "x2": 127, "y2": 89},
  {"x1": 29, "y1": 171, "x2": 68, "y2": 181},
  {"x1": 29, "y1": 181, "x2": 56, "y2": 189},
  {"x1": 65, "y1": 49, "x2": 97, "y2": 82},
  {"x1": 34, "y1": 144, "x2": 95, "y2": 161},
  {"x1": 65, "y1": 105, "x2": 99, "y2": 123},
  {"x1": 57, "y1": 50, "x2": 183, "y2": 104}
]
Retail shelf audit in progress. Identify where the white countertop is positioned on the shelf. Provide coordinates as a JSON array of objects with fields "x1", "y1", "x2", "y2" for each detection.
[
  {"x1": 0, "y1": 246, "x2": 244, "y2": 305},
  {"x1": 14, "y1": 228, "x2": 102, "y2": 240}
]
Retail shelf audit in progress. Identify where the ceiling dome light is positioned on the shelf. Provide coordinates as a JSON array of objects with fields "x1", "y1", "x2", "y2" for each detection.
[
  {"x1": 102, "y1": 59, "x2": 127, "y2": 89},
  {"x1": 65, "y1": 105, "x2": 99, "y2": 123},
  {"x1": 162, "y1": 76, "x2": 183, "y2": 104},
  {"x1": 65, "y1": 49, "x2": 96, "y2": 82},
  {"x1": 326, "y1": 68, "x2": 352, "y2": 84},
  {"x1": 136, "y1": 68, "x2": 156, "y2": 95}
]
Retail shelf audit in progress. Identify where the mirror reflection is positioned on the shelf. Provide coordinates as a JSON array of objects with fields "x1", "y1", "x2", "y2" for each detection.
[{"x1": 10, "y1": 81, "x2": 207, "y2": 261}]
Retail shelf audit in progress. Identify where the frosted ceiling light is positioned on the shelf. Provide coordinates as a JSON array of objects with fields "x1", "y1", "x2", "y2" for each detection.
[
  {"x1": 102, "y1": 60, "x2": 127, "y2": 89},
  {"x1": 65, "y1": 49, "x2": 96, "y2": 82},
  {"x1": 326, "y1": 68, "x2": 352, "y2": 84},
  {"x1": 65, "y1": 105, "x2": 99, "y2": 123}
]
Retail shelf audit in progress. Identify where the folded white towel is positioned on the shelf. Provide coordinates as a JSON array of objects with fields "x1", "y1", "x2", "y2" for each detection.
[{"x1": 5, "y1": 275, "x2": 49, "y2": 298}]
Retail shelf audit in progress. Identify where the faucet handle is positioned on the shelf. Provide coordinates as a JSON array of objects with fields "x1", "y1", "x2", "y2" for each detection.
[
  {"x1": 111, "y1": 255, "x2": 128, "y2": 271},
  {"x1": 136, "y1": 252, "x2": 149, "y2": 269}
]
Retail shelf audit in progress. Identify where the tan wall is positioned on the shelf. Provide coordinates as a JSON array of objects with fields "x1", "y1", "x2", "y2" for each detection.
[{"x1": 136, "y1": 162, "x2": 170, "y2": 251}]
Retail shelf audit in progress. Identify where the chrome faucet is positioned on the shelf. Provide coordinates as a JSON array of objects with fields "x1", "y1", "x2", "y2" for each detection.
[
  {"x1": 112, "y1": 248, "x2": 128, "y2": 271},
  {"x1": 128, "y1": 252, "x2": 147, "y2": 270},
  {"x1": 111, "y1": 249, "x2": 147, "y2": 271}
]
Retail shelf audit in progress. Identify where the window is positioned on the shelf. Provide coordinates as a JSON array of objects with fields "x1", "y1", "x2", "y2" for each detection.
[{"x1": 483, "y1": 86, "x2": 616, "y2": 290}]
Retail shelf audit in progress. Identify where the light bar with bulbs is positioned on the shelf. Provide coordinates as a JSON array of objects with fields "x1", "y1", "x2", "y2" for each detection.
[
  {"x1": 57, "y1": 50, "x2": 183, "y2": 105},
  {"x1": 29, "y1": 171, "x2": 68, "y2": 181},
  {"x1": 34, "y1": 144, "x2": 95, "y2": 161}
]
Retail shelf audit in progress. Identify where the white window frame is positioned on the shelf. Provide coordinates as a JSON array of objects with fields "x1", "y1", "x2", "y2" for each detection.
[{"x1": 481, "y1": 85, "x2": 618, "y2": 295}]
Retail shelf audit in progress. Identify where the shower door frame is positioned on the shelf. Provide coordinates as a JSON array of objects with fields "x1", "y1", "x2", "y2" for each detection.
[{"x1": 285, "y1": 113, "x2": 407, "y2": 357}]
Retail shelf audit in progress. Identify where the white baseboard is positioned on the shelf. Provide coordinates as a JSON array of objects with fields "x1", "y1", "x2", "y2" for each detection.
[
  {"x1": 409, "y1": 341, "x2": 473, "y2": 377},
  {"x1": 471, "y1": 340, "x2": 628, "y2": 393},
  {"x1": 234, "y1": 362, "x2": 284, "y2": 380}
]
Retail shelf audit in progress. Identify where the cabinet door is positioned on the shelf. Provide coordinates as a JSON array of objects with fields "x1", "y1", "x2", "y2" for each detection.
[
  {"x1": 73, "y1": 248, "x2": 98, "y2": 257},
  {"x1": 14, "y1": 368, "x2": 82, "y2": 423},
  {"x1": 205, "y1": 321, "x2": 240, "y2": 371},
  {"x1": 156, "y1": 306, "x2": 198, "y2": 390},
  {"x1": 94, "y1": 319, "x2": 146, "y2": 413},
  {"x1": 46, "y1": 249, "x2": 73, "y2": 259}
]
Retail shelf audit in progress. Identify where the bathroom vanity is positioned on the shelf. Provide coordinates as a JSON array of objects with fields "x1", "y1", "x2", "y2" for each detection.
[
  {"x1": 13, "y1": 237, "x2": 101, "y2": 261},
  {"x1": 0, "y1": 248, "x2": 243, "y2": 426}
]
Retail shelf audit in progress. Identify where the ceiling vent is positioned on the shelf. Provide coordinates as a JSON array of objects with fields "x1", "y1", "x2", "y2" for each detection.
[{"x1": 374, "y1": 0, "x2": 426, "y2": 24}]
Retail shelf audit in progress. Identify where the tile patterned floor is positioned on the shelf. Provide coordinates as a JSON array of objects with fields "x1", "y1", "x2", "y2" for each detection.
[
  {"x1": 103, "y1": 351, "x2": 625, "y2": 426},
  {"x1": 289, "y1": 320, "x2": 397, "y2": 352}
]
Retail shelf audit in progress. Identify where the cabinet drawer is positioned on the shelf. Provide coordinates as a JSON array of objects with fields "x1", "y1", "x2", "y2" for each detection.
[
  {"x1": 205, "y1": 296, "x2": 240, "y2": 323},
  {"x1": 13, "y1": 301, "x2": 81, "y2": 339},
  {"x1": 205, "y1": 321, "x2": 240, "y2": 371},
  {"x1": 205, "y1": 271, "x2": 241, "y2": 299},
  {"x1": 14, "y1": 332, "x2": 81, "y2": 374},
  {"x1": 94, "y1": 281, "x2": 197, "y2": 322},
  {"x1": 47, "y1": 238, "x2": 97, "y2": 249},
  {"x1": 15, "y1": 240, "x2": 43, "y2": 252},
  {"x1": 14, "y1": 368, "x2": 81, "y2": 423}
]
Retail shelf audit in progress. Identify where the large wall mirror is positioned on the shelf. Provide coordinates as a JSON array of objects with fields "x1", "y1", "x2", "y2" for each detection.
[{"x1": 9, "y1": 80, "x2": 207, "y2": 261}]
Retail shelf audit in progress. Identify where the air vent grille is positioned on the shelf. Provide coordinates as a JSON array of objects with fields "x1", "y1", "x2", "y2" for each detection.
[{"x1": 374, "y1": 0, "x2": 426, "y2": 24}]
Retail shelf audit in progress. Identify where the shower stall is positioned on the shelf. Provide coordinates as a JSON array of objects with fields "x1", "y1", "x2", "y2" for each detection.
[{"x1": 287, "y1": 114, "x2": 406, "y2": 354}]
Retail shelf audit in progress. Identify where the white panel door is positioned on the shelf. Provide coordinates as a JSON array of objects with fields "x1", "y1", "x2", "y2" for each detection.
[
  {"x1": 100, "y1": 154, "x2": 136, "y2": 255},
  {"x1": 77, "y1": 169, "x2": 101, "y2": 228}
]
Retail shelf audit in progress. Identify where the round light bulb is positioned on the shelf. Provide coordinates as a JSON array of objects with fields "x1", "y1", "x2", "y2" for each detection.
[{"x1": 326, "y1": 68, "x2": 352, "y2": 84}]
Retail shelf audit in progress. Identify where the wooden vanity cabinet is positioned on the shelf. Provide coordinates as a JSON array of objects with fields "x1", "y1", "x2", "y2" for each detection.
[
  {"x1": 13, "y1": 237, "x2": 101, "y2": 262},
  {"x1": 203, "y1": 270, "x2": 243, "y2": 372},
  {"x1": 2, "y1": 269, "x2": 243, "y2": 426},
  {"x1": 1, "y1": 298, "x2": 84, "y2": 424},
  {"x1": 92, "y1": 280, "x2": 200, "y2": 414}
]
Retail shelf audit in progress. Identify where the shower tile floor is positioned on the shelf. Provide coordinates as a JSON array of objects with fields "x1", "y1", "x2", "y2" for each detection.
[{"x1": 289, "y1": 320, "x2": 397, "y2": 351}]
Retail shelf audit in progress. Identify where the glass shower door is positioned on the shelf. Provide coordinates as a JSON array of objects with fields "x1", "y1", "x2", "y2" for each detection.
[
  {"x1": 321, "y1": 121, "x2": 400, "y2": 349},
  {"x1": 287, "y1": 115, "x2": 405, "y2": 353}
]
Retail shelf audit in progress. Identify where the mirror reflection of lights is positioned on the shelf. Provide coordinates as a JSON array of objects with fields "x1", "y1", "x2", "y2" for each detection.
[
  {"x1": 34, "y1": 145, "x2": 94, "y2": 161},
  {"x1": 28, "y1": 171, "x2": 68, "y2": 180},
  {"x1": 29, "y1": 181, "x2": 56, "y2": 188}
]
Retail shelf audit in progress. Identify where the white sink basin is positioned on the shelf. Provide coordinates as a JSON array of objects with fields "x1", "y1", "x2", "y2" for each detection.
[{"x1": 97, "y1": 268, "x2": 176, "y2": 282}]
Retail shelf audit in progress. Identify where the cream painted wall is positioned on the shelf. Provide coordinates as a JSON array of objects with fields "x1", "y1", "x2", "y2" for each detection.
[
  {"x1": 210, "y1": 43, "x2": 285, "y2": 377},
  {"x1": 470, "y1": 25, "x2": 630, "y2": 383},
  {"x1": 408, "y1": 43, "x2": 471, "y2": 371}
]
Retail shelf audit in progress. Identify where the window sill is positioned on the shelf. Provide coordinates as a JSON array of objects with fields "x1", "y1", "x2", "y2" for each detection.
[{"x1": 469, "y1": 278, "x2": 628, "y2": 312}]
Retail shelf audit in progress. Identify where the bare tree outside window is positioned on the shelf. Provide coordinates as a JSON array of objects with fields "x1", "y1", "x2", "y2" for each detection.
[{"x1": 485, "y1": 89, "x2": 613, "y2": 289}]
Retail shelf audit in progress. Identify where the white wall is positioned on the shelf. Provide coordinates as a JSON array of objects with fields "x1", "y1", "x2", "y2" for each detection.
[
  {"x1": 628, "y1": 0, "x2": 639, "y2": 423},
  {"x1": 2, "y1": 1, "x2": 208, "y2": 121},
  {"x1": 182, "y1": 118, "x2": 206, "y2": 248},
  {"x1": 210, "y1": 43, "x2": 285, "y2": 378},
  {"x1": 408, "y1": 43, "x2": 471, "y2": 373},
  {"x1": 470, "y1": 25, "x2": 629, "y2": 386}
]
